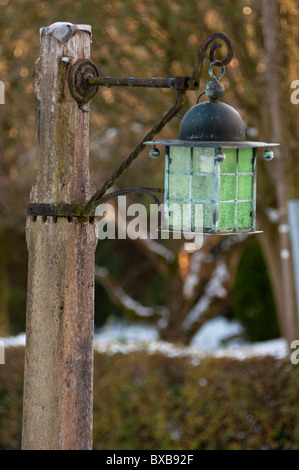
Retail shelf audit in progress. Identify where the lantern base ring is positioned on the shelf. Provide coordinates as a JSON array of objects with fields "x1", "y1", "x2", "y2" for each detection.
[{"x1": 159, "y1": 229, "x2": 263, "y2": 236}]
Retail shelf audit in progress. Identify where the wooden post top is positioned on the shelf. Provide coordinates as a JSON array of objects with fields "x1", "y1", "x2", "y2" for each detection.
[{"x1": 30, "y1": 22, "x2": 94, "y2": 207}]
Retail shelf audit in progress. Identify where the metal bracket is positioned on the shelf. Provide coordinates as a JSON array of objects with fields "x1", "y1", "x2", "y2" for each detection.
[
  {"x1": 68, "y1": 32, "x2": 234, "y2": 107},
  {"x1": 68, "y1": 60, "x2": 199, "y2": 106}
]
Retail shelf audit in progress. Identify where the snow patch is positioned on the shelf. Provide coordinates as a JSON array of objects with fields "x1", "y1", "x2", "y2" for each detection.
[
  {"x1": 190, "y1": 316, "x2": 245, "y2": 350},
  {"x1": 0, "y1": 318, "x2": 289, "y2": 363},
  {"x1": 212, "y1": 338, "x2": 288, "y2": 360},
  {"x1": 1, "y1": 333, "x2": 26, "y2": 348},
  {"x1": 40, "y1": 23, "x2": 92, "y2": 43},
  {"x1": 95, "y1": 320, "x2": 159, "y2": 344}
]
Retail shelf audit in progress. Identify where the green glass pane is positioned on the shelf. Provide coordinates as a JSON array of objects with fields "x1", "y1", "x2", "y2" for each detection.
[
  {"x1": 220, "y1": 148, "x2": 236, "y2": 174},
  {"x1": 238, "y1": 148, "x2": 253, "y2": 173},
  {"x1": 218, "y1": 203, "x2": 235, "y2": 228},
  {"x1": 202, "y1": 203, "x2": 214, "y2": 228},
  {"x1": 193, "y1": 147, "x2": 214, "y2": 173},
  {"x1": 220, "y1": 175, "x2": 236, "y2": 200},
  {"x1": 168, "y1": 201, "x2": 189, "y2": 229},
  {"x1": 192, "y1": 175, "x2": 214, "y2": 200},
  {"x1": 237, "y1": 202, "x2": 252, "y2": 227},
  {"x1": 169, "y1": 146, "x2": 190, "y2": 173},
  {"x1": 238, "y1": 175, "x2": 253, "y2": 200},
  {"x1": 169, "y1": 174, "x2": 190, "y2": 199}
]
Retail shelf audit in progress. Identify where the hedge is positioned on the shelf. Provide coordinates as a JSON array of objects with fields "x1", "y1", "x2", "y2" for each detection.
[{"x1": 0, "y1": 347, "x2": 299, "y2": 450}]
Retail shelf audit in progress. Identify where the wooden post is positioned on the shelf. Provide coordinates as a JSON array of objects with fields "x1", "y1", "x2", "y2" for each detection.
[{"x1": 22, "y1": 23, "x2": 97, "y2": 450}]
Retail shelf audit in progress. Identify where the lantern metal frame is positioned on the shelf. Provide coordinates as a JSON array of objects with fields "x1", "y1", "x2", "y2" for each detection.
[{"x1": 145, "y1": 140, "x2": 278, "y2": 235}]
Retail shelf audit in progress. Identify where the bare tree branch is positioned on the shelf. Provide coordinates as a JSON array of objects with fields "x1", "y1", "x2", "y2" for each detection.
[
  {"x1": 95, "y1": 265, "x2": 169, "y2": 320},
  {"x1": 182, "y1": 258, "x2": 229, "y2": 333}
]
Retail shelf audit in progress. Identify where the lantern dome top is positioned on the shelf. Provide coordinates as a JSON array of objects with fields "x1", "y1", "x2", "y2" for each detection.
[{"x1": 179, "y1": 100, "x2": 245, "y2": 142}]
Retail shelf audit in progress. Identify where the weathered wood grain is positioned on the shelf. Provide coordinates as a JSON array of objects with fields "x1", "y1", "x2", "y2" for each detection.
[{"x1": 22, "y1": 23, "x2": 97, "y2": 450}]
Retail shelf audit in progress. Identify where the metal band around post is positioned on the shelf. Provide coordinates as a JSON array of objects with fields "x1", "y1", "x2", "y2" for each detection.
[
  {"x1": 27, "y1": 203, "x2": 87, "y2": 217},
  {"x1": 27, "y1": 188, "x2": 164, "y2": 218}
]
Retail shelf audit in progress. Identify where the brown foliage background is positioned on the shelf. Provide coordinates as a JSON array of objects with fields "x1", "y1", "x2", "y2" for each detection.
[{"x1": 0, "y1": 0, "x2": 298, "y2": 341}]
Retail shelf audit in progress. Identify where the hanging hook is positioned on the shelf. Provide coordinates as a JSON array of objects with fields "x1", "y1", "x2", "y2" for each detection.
[{"x1": 208, "y1": 61, "x2": 226, "y2": 81}]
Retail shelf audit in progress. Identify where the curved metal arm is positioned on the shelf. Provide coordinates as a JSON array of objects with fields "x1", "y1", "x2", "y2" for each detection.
[
  {"x1": 99, "y1": 187, "x2": 164, "y2": 205},
  {"x1": 82, "y1": 34, "x2": 234, "y2": 216},
  {"x1": 83, "y1": 91, "x2": 186, "y2": 216}
]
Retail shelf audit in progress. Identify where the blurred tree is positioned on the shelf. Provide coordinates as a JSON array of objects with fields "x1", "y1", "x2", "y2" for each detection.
[
  {"x1": 258, "y1": 0, "x2": 298, "y2": 342},
  {"x1": 232, "y1": 240, "x2": 280, "y2": 342}
]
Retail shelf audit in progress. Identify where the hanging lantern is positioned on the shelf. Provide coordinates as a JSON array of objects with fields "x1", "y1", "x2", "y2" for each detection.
[{"x1": 146, "y1": 65, "x2": 278, "y2": 235}]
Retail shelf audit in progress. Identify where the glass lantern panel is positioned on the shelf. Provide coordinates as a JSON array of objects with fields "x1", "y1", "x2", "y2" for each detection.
[
  {"x1": 189, "y1": 203, "x2": 212, "y2": 231},
  {"x1": 218, "y1": 203, "x2": 235, "y2": 228},
  {"x1": 169, "y1": 174, "x2": 190, "y2": 200},
  {"x1": 202, "y1": 203, "x2": 214, "y2": 229},
  {"x1": 193, "y1": 147, "x2": 214, "y2": 174},
  {"x1": 220, "y1": 175, "x2": 236, "y2": 200},
  {"x1": 190, "y1": 203, "x2": 203, "y2": 231},
  {"x1": 237, "y1": 175, "x2": 253, "y2": 200},
  {"x1": 168, "y1": 201, "x2": 190, "y2": 230},
  {"x1": 220, "y1": 148, "x2": 237, "y2": 174},
  {"x1": 237, "y1": 202, "x2": 252, "y2": 227},
  {"x1": 192, "y1": 175, "x2": 214, "y2": 201},
  {"x1": 238, "y1": 148, "x2": 253, "y2": 173},
  {"x1": 169, "y1": 146, "x2": 191, "y2": 173}
]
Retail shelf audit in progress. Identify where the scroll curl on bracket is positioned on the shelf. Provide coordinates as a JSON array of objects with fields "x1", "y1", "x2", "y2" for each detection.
[{"x1": 190, "y1": 32, "x2": 234, "y2": 89}]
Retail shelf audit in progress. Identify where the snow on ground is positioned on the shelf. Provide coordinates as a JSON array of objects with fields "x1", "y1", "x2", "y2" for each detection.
[
  {"x1": 1, "y1": 317, "x2": 290, "y2": 362},
  {"x1": 1, "y1": 333, "x2": 26, "y2": 348},
  {"x1": 93, "y1": 318, "x2": 289, "y2": 362},
  {"x1": 190, "y1": 316, "x2": 246, "y2": 350}
]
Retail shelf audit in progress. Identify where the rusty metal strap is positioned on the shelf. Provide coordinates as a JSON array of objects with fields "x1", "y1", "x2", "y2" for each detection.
[
  {"x1": 86, "y1": 75, "x2": 196, "y2": 92},
  {"x1": 27, "y1": 187, "x2": 164, "y2": 217},
  {"x1": 27, "y1": 203, "x2": 87, "y2": 217}
]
